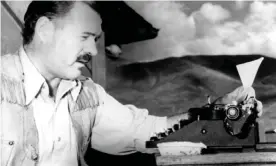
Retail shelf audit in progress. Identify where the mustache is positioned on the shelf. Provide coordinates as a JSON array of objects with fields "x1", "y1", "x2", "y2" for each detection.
[{"x1": 76, "y1": 53, "x2": 92, "y2": 64}]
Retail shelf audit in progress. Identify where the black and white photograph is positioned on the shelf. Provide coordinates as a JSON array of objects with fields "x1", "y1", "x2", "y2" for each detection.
[{"x1": 1, "y1": 1, "x2": 276, "y2": 166}]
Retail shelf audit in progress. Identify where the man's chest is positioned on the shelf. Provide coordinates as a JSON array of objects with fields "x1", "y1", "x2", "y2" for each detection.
[
  {"x1": 32, "y1": 95, "x2": 73, "y2": 142},
  {"x1": 1, "y1": 98, "x2": 97, "y2": 166},
  {"x1": 32, "y1": 95, "x2": 77, "y2": 161}
]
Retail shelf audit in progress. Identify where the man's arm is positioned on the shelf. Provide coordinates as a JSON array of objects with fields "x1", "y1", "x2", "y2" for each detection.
[
  {"x1": 90, "y1": 84, "x2": 169, "y2": 155},
  {"x1": 90, "y1": 83, "x2": 263, "y2": 155},
  {"x1": 166, "y1": 112, "x2": 190, "y2": 129}
]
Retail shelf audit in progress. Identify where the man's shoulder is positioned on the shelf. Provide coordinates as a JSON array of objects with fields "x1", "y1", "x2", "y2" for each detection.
[
  {"x1": 1, "y1": 52, "x2": 22, "y2": 81},
  {"x1": 1, "y1": 53, "x2": 17, "y2": 70},
  {"x1": 1, "y1": 52, "x2": 25, "y2": 105},
  {"x1": 76, "y1": 76, "x2": 103, "y2": 109},
  {"x1": 78, "y1": 75, "x2": 95, "y2": 87},
  {"x1": 77, "y1": 76, "x2": 105, "y2": 98}
]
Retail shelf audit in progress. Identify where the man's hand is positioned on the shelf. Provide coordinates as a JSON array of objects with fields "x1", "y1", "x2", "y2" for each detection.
[
  {"x1": 166, "y1": 112, "x2": 190, "y2": 129},
  {"x1": 167, "y1": 86, "x2": 263, "y2": 129},
  {"x1": 213, "y1": 86, "x2": 263, "y2": 117}
]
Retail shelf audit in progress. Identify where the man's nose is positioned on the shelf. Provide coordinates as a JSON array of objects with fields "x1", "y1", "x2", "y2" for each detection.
[{"x1": 85, "y1": 43, "x2": 98, "y2": 57}]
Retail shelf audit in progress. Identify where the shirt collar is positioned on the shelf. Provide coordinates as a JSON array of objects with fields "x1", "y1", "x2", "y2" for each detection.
[
  {"x1": 19, "y1": 46, "x2": 82, "y2": 104},
  {"x1": 56, "y1": 79, "x2": 82, "y2": 102},
  {"x1": 20, "y1": 46, "x2": 46, "y2": 105}
]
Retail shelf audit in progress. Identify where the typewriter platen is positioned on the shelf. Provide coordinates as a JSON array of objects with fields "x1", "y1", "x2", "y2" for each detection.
[{"x1": 146, "y1": 97, "x2": 274, "y2": 153}]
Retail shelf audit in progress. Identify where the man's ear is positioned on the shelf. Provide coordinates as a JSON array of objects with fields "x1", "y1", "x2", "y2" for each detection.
[{"x1": 35, "y1": 16, "x2": 54, "y2": 43}]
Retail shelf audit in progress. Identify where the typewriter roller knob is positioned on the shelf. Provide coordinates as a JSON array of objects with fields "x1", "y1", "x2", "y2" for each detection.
[{"x1": 226, "y1": 106, "x2": 240, "y2": 120}]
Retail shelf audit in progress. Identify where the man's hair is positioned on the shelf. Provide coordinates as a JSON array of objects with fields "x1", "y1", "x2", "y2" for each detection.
[{"x1": 22, "y1": 1, "x2": 100, "y2": 45}]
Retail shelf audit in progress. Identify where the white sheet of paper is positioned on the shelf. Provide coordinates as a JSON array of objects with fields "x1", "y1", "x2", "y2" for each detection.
[{"x1": 236, "y1": 57, "x2": 264, "y2": 87}]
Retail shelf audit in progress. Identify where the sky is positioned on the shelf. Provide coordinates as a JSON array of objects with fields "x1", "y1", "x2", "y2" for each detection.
[
  {"x1": 4, "y1": 1, "x2": 276, "y2": 62},
  {"x1": 123, "y1": 0, "x2": 276, "y2": 62}
]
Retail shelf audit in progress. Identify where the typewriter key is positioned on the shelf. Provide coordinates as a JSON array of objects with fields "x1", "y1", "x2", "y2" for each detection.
[
  {"x1": 160, "y1": 132, "x2": 167, "y2": 137},
  {"x1": 150, "y1": 136, "x2": 159, "y2": 141},
  {"x1": 173, "y1": 124, "x2": 179, "y2": 130},
  {"x1": 167, "y1": 128, "x2": 173, "y2": 134}
]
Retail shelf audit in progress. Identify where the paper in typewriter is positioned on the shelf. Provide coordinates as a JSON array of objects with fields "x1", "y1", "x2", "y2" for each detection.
[{"x1": 236, "y1": 57, "x2": 264, "y2": 88}]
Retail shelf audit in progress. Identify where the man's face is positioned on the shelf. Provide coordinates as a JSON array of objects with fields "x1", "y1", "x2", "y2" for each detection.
[{"x1": 44, "y1": 2, "x2": 102, "y2": 80}]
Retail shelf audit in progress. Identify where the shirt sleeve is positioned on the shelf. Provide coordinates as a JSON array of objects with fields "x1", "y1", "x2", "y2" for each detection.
[{"x1": 91, "y1": 84, "x2": 167, "y2": 155}]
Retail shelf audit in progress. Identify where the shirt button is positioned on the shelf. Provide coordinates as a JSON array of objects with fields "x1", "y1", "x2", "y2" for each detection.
[
  {"x1": 31, "y1": 154, "x2": 38, "y2": 161},
  {"x1": 8, "y1": 141, "x2": 14, "y2": 145}
]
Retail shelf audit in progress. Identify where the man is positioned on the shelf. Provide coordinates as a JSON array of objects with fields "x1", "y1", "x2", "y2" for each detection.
[{"x1": 1, "y1": 1, "x2": 262, "y2": 166}]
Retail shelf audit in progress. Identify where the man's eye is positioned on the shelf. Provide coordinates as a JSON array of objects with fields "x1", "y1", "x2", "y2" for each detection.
[
  {"x1": 95, "y1": 36, "x2": 101, "y2": 42},
  {"x1": 82, "y1": 36, "x2": 89, "y2": 40}
]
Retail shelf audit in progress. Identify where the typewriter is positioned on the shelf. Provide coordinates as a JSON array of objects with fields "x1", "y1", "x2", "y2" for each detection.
[
  {"x1": 146, "y1": 57, "x2": 276, "y2": 153},
  {"x1": 146, "y1": 96, "x2": 262, "y2": 153}
]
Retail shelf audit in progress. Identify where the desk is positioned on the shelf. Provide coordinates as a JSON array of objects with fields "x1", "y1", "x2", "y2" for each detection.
[{"x1": 156, "y1": 152, "x2": 276, "y2": 165}]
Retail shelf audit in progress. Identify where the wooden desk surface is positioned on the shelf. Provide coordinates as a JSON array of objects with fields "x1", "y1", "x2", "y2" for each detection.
[{"x1": 156, "y1": 152, "x2": 276, "y2": 165}]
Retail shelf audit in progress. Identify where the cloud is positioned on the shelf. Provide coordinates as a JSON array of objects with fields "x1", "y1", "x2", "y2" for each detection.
[
  {"x1": 123, "y1": 1, "x2": 276, "y2": 62},
  {"x1": 187, "y1": 0, "x2": 276, "y2": 57},
  {"x1": 123, "y1": 1, "x2": 195, "y2": 61},
  {"x1": 210, "y1": 1, "x2": 276, "y2": 56},
  {"x1": 198, "y1": 2, "x2": 231, "y2": 23}
]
